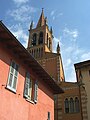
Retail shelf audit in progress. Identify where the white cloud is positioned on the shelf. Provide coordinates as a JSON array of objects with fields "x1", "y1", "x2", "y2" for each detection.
[
  {"x1": 53, "y1": 26, "x2": 90, "y2": 82},
  {"x1": 13, "y1": 29, "x2": 28, "y2": 48},
  {"x1": 57, "y1": 12, "x2": 63, "y2": 17},
  {"x1": 80, "y1": 52, "x2": 90, "y2": 61},
  {"x1": 7, "y1": 5, "x2": 36, "y2": 22},
  {"x1": 50, "y1": 10, "x2": 63, "y2": 21},
  {"x1": 51, "y1": 10, "x2": 56, "y2": 16},
  {"x1": 50, "y1": 10, "x2": 56, "y2": 21},
  {"x1": 63, "y1": 27, "x2": 79, "y2": 41},
  {"x1": 64, "y1": 58, "x2": 72, "y2": 69},
  {"x1": 12, "y1": 0, "x2": 29, "y2": 5},
  {"x1": 9, "y1": 24, "x2": 28, "y2": 48},
  {"x1": 65, "y1": 66, "x2": 76, "y2": 82}
]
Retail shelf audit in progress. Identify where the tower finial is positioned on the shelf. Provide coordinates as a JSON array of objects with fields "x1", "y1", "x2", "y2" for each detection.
[
  {"x1": 30, "y1": 20, "x2": 33, "y2": 30},
  {"x1": 50, "y1": 26, "x2": 53, "y2": 34},
  {"x1": 57, "y1": 42, "x2": 60, "y2": 54},
  {"x1": 42, "y1": 8, "x2": 44, "y2": 12},
  {"x1": 45, "y1": 17, "x2": 48, "y2": 25}
]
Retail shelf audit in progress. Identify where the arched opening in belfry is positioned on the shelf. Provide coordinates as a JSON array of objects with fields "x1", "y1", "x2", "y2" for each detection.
[
  {"x1": 32, "y1": 33, "x2": 37, "y2": 46},
  {"x1": 39, "y1": 32, "x2": 43, "y2": 44}
]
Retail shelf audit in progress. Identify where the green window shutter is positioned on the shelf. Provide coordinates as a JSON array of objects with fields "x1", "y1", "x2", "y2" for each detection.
[{"x1": 34, "y1": 80, "x2": 38, "y2": 103}]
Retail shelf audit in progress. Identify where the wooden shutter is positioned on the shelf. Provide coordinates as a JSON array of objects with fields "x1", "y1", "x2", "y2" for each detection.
[
  {"x1": 8, "y1": 61, "x2": 15, "y2": 87},
  {"x1": 12, "y1": 64, "x2": 19, "y2": 89},
  {"x1": 34, "y1": 80, "x2": 38, "y2": 103},
  {"x1": 24, "y1": 73, "x2": 30, "y2": 98},
  {"x1": 7, "y1": 61, "x2": 19, "y2": 92},
  {"x1": 24, "y1": 72, "x2": 32, "y2": 99}
]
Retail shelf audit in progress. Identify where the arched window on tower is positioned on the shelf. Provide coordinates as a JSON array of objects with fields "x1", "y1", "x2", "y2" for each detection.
[
  {"x1": 39, "y1": 32, "x2": 43, "y2": 44},
  {"x1": 75, "y1": 97, "x2": 80, "y2": 112},
  {"x1": 32, "y1": 33, "x2": 37, "y2": 46},
  {"x1": 65, "y1": 98, "x2": 69, "y2": 113},
  {"x1": 70, "y1": 98, "x2": 74, "y2": 113}
]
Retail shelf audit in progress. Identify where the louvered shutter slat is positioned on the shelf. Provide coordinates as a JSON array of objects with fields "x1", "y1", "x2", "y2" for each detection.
[
  {"x1": 34, "y1": 80, "x2": 38, "y2": 102},
  {"x1": 8, "y1": 73, "x2": 13, "y2": 87}
]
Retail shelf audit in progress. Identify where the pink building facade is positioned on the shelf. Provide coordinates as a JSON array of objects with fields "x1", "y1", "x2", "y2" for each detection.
[{"x1": 0, "y1": 22, "x2": 63, "y2": 120}]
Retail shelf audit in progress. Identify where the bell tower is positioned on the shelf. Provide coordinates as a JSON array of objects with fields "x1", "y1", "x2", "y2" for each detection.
[
  {"x1": 27, "y1": 9, "x2": 65, "y2": 82},
  {"x1": 27, "y1": 9, "x2": 53, "y2": 58}
]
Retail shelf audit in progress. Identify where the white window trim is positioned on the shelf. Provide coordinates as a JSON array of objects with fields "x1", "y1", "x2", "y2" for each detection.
[{"x1": 6, "y1": 61, "x2": 19, "y2": 93}]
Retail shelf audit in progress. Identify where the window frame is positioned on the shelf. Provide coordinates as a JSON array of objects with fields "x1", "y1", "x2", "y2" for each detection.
[
  {"x1": 24, "y1": 72, "x2": 38, "y2": 103},
  {"x1": 6, "y1": 61, "x2": 19, "y2": 93}
]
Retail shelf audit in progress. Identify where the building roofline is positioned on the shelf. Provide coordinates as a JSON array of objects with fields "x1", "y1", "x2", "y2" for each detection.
[
  {"x1": 0, "y1": 21, "x2": 64, "y2": 94},
  {"x1": 74, "y1": 60, "x2": 90, "y2": 69}
]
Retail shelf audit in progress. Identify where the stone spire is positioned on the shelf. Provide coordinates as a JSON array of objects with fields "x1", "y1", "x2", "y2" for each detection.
[
  {"x1": 30, "y1": 21, "x2": 33, "y2": 30},
  {"x1": 57, "y1": 42, "x2": 60, "y2": 54},
  {"x1": 50, "y1": 26, "x2": 53, "y2": 34},
  {"x1": 36, "y1": 8, "x2": 45, "y2": 27}
]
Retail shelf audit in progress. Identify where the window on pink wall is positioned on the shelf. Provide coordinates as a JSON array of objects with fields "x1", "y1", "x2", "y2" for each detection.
[
  {"x1": 6, "y1": 61, "x2": 19, "y2": 93},
  {"x1": 24, "y1": 72, "x2": 38, "y2": 103}
]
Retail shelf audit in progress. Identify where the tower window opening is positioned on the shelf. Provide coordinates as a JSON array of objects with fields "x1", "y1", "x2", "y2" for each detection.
[
  {"x1": 70, "y1": 98, "x2": 74, "y2": 113},
  {"x1": 39, "y1": 32, "x2": 43, "y2": 44},
  {"x1": 65, "y1": 98, "x2": 69, "y2": 113},
  {"x1": 75, "y1": 97, "x2": 80, "y2": 112},
  {"x1": 32, "y1": 33, "x2": 37, "y2": 46}
]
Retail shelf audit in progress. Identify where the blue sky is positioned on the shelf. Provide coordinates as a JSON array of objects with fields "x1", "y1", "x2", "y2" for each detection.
[{"x1": 0, "y1": 0, "x2": 90, "y2": 82}]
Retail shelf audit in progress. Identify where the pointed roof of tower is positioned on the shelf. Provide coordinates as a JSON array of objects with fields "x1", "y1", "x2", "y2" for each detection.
[
  {"x1": 37, "y1": 8, "x2": 45, "y2": 27},
  {"x1": 57, "y1": 42, "x2": 60, "y2": 54}
]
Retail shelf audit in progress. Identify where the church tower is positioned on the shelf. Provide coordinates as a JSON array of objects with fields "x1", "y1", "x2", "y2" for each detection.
[
  {"x1": 27, "y1": 9, "x2": 65, "y2": 83},
  {"x1": 28, "y1": 9, "x2": 53, "y2": 59},
  {"x1": 27, "y1": 9, "x2": 83, "y2": 120}
]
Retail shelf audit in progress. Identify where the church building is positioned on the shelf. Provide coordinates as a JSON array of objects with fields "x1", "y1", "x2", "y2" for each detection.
[{"x1": 27, "y1": 9, "x2": 83, "y2": 120}]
